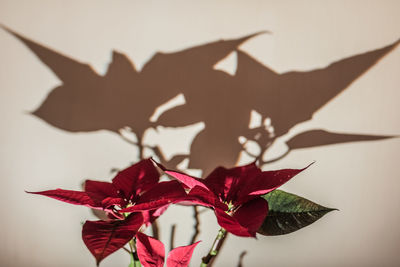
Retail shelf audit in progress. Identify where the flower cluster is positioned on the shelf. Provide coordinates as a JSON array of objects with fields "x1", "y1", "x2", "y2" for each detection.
[{"x1": 28, "y1": 158, "x2": 309, "y2": 266}]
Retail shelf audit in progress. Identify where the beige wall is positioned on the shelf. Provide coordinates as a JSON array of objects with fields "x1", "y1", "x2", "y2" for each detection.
[{"x1": 0, "y1": 0, "x2": 399, "y2": 266}]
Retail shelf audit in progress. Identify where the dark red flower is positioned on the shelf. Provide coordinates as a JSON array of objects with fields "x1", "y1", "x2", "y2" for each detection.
[
  {"x1": 28, "y1": 159, "x2": 186, "y2": 220},
  {"x1": 157, "y1": 160, "x2": 312, "y2": 237},
  {"x1": 27, "y1": 159, "x2": 188, "y2": 265},
  {"x1": 136, "y1": 232, "x2": 200, "y2": 267}
]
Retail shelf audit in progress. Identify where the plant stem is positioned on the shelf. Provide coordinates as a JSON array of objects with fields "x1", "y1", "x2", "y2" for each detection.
[
  {"x1": 170, "y1": 224, "x2": 176, "y2": 250},
  {"x1": 190, "y1": 206, "x2": 201, "y2": 244},
  {"x1": 151, "y1": 222, "x2": 160, "y2": 240},
  {"x1": 200, "y1": 228, "x2": 227, "y2": 267},
  {"x1": 128, "y1": 239, "x2": 141, "y2": 267},
  {"x1": 236, "y1": 251, "x2": 247, "y2": 267}
]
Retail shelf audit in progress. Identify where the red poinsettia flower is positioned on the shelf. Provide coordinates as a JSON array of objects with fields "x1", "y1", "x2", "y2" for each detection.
[
  {"x1": 28, "y1": 159, "x2": 186, "y2": 218},
  {"x1": 157, "y1": 160, "x2": 312, "y2": 237},
  {"x1": 27, "y1": 159, "x2": 188, "y2": 265},
  {"x1": 136, "y1": 232, "x2": 200, "y2": 267}
]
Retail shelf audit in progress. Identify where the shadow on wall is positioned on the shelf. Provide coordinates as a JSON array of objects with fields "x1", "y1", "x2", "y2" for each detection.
[{"x1": 2, "y1": 25, "x2": 398, "y2": 175}]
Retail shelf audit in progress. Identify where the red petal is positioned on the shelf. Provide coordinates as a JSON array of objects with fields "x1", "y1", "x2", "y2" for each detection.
[
  {"x1": 154, "y1": 161, "x2": 207, "y2": 190},
  {"x1": 27, "y1": 189, "x2": 97, "y2": 208},
  {"x1": 166, "y1": 241, "x2": 200, "y2": 267},
  {"x1": 214, "y1": 198, "x2": 268, "y2": 237},
  {"x1": 85, "y1": 180, "x2": 119, "y2": 198},
  {"x1": 120, "y1": 181, "x2": 187, "y2": 213},
  {"x1": 85, "y1": 180, "x2": 123, "y2": 208},
  {"x1": 186, "y1": 186, "x2": 228, "y2": 211},
  {"x1": 142, "y1": 205, "x2": 169, "y2": 226},
  {"x1": 82, "y1": 213, "x2": 143, "y2": 265},
  {"x1": 120, "y1": 201, "x2": 169, "y2": 213},
  {"x1": 112, "y1": 159, "x2": 160, "y2": 200},
  {"x1": 238, "y1": 163, "x2": 313, "y2": 203},
  {"x1": 204, "y1": 162, "x2": 260, "y2": 202},
  {"x1": 136, "y1": 232, "x2": 165, "y2": 267},
  {"x1": 214, "y1": 209, "x2": 253, "y2": 237},
  {"x1": 101, "y1": 196, "x2": 126, "y2": 209},
  {"x1": 137, "y1": 180, "x2": 187, "y2": 206},
  {"x1": 232, "y1": 198, "x2": 268, "y2": 236}
]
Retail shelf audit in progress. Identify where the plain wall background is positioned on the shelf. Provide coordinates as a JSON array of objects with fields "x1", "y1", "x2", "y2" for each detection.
[{"x1": 0, "y1": 0, "x2": 399, "y2": 266}]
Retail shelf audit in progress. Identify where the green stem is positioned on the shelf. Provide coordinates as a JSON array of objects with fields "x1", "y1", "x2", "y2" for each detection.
[
  {"x1": 128, "y1": 253, "x2": 134, "y2": 267},
  {"x1": 200, "y1": 228, "x2": 227, "y2": 267},
  {"x1": 128, "y1": 239, "x2": 141, "y2": 267}
]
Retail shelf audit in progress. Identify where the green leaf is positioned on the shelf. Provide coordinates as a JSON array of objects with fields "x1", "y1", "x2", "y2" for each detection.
[{"x1": 258, "y1": 190, "x2": 336, "y2": 236}]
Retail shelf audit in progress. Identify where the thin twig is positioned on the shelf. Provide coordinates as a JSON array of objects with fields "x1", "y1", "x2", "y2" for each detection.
[
  {"x1": 237, "y1": 251, "x2": 247, "y2": 267},
  {"x1": 151, "y1": 222, "x2": 160, "y2": 240},
  {"x1": 207, "y1": 232, "x2": 228, "y2": 267},
  {"x1": 170, "y1": 224, "x2": 176, "y2": 251},
  {"x1": 201, "y1": 228, "x2": 228, "y2": 267},
  {"x1": 190, "y1": 206, "x2": 201, "y2": 244},
  {"x1": 129, "y1": 239, "x2": 140, "y2": 261}
]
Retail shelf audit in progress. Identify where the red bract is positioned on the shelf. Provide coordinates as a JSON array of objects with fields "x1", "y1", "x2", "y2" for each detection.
[
  {"x1": 27, "y1": 159, "x2": 188, "y2": 264},
  {"x1": 136, "y1": 232, "x2": 200, "y2": 267},
  {"x1": 157, "y1": 160, "x2": 312, "y2": 237},
  {"x1": 82, "y1": 213, "x2": 144, "y2": 266},
  {"x1": 27, "y1": 159, "x2": 186, "y2": 220}
]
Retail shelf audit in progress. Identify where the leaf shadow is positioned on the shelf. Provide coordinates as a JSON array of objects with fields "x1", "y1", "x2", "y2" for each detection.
[{"x1": 3, "y1": 24, "x2": 398, "y2": 175}]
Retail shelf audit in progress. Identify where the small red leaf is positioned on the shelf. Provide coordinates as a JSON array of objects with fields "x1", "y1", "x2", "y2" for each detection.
[
  {"x1": 120, "y1": 181, "x2": 187, "y2": 213},
  {"x1": 135, "y1": 180, "x2": 187, "y2": 207},
  {"x1": 142, "y1": 205, "x2": 169, "y2": 226},
  {"x1": 166, "y1": 241, "x2": 200, "y2": 267},
  {"x1": 82, "y1": 213, "x2": 143, "y2": 266},
  {"x1": 186, "y1": 186, "x2": 228, "y2": 211},
  {"x1": 140, "y1": 180, "x2": 186, "y2": 200},
  {"x1": 204, "y1": 162, "x2": 260, "y2": 200},
  {"x1": 136, "y1": 232, "x2": 165, "y2": 267},
  {"x1": 85, "y1": 180, "x2": 123, "y2": 208},
  {"x1": 27, "y1": 189, "x2": 97, "y2": 208},
  {"x1": 238, "y1": 163, "x2": 313, "y2": 203},
  {"x1": 232, "y1": 198, "x2": 268, "y2": 237},
  {"x1": 85, "y1": 180, "x2": 118, "y2": 198},
  {"x1": 154, "y1": 160, "x2": 207, "y2": 190},
  {"x1": 214, "y1": 209, "x2": 254, "y2": 237},
  {"x1": 112, "y1": 159, "x2": 160, "y2": 200}
]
